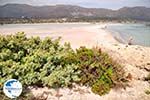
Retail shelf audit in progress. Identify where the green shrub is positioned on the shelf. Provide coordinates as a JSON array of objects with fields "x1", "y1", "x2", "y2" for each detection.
[
  {"x1": 75, "y1": 46, "x2": 123, "y2": 95},
  {"x1": 145, "y1": 89, "x2": 150, "y2": 95},
  {"x1": 145, "y1": 73, "x2": 150, "y2": 82},
  {"x1": 0, "y1": 33, "x2": 124, "y2": 99},
  {"x1": 91, "y1": 75, "x2": 112, "y2": 96}
]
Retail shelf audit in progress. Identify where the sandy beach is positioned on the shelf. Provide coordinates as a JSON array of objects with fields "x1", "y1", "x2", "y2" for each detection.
[
  {"x1": 0, "y1": 23, "x2": 150, "y2": 100},
  {"x1": 0, "y1": 23, "x2": 117, "y2": 48}
]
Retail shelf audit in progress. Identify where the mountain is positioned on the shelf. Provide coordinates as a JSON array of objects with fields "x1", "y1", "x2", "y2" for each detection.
[
  {"x1": 116, "y1": 7, "x2": 150, "y2": 20},
  {"x1": 0, "y1": 4, "x2": 150, "y2": 21}
]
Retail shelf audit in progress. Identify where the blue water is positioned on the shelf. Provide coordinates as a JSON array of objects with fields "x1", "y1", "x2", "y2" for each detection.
[{"x1": 107, "y1": 24, "x2": 150, "y2": 47}]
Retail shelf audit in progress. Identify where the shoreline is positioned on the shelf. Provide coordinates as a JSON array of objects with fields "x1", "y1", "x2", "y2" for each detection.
[
  {"x1": 0, "y1": 23, "x2": 118, "y2": 48},
  {"x1": 1, "y1": 22, "x2": 149, "y2": 48},
  {"x1": 105, "y1": 23, "x2": 150, "y2": 47},
  {"x1": 104, "y1": 28, "x2": 126, "y2": 44}
]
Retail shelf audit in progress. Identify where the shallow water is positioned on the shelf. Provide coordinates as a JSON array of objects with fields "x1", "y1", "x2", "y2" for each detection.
[{"x1": 107, "y1": 24, "x2": 150, "y2": 47}]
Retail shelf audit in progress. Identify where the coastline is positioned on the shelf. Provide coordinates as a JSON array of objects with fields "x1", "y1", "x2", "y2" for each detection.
[
  {"x1": 1, "y1": 22, "x2": 149, "y2": 48},
  {"x1": 104, "y1": 28, "x2": 126, "y2": 44},
  {"x1": 0, "y1": 23, "x2": 118, "y2": 48},
  {"x1": 106, "y1": 23, "x2": 150, "y2": 47}
]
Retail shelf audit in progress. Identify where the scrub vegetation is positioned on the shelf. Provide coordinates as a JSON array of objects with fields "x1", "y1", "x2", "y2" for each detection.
[{"x1": 0, "y1": 33, "x2": 125, "y2": 99}]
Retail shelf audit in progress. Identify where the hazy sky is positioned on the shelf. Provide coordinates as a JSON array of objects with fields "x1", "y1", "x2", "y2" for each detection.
[{"x1": 0, "y1": 0, "x2": 150, "y2": 9}]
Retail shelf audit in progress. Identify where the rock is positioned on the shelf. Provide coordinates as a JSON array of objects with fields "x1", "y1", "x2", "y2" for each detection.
[
  {"x1": 144, "y1": 66, "x2": 150, "y2": 71},
  {"x1": 147, "y1": 63, "x2": 150, "y2": 65},
  {"x1": 126, "y1": 73, "x2": 133, "y2": 81}
]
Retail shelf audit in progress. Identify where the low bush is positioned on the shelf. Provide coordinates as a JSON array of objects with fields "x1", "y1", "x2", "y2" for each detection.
[{"x1": 0, "y1": 33, "x2": 124, "y2": 99}]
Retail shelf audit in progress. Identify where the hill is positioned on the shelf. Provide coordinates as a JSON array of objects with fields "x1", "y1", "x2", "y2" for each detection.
[{"x1": 0, "y1": 4, "x2": 150, "y2": 21}]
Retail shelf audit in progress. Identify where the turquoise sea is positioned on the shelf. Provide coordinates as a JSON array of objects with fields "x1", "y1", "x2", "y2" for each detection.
[{"x1": 107, "y1": 24, "x2": 150, "y2": 47}]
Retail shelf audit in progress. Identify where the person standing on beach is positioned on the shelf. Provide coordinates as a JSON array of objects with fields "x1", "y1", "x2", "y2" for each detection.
[{"x1": 128, "y1": 36, "x2": 133, "y2": 45}]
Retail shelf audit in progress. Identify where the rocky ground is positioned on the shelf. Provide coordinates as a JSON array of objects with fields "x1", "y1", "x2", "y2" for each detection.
[{"x1": 100, "y1": 43, "x2": 150, "y2": 100}]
